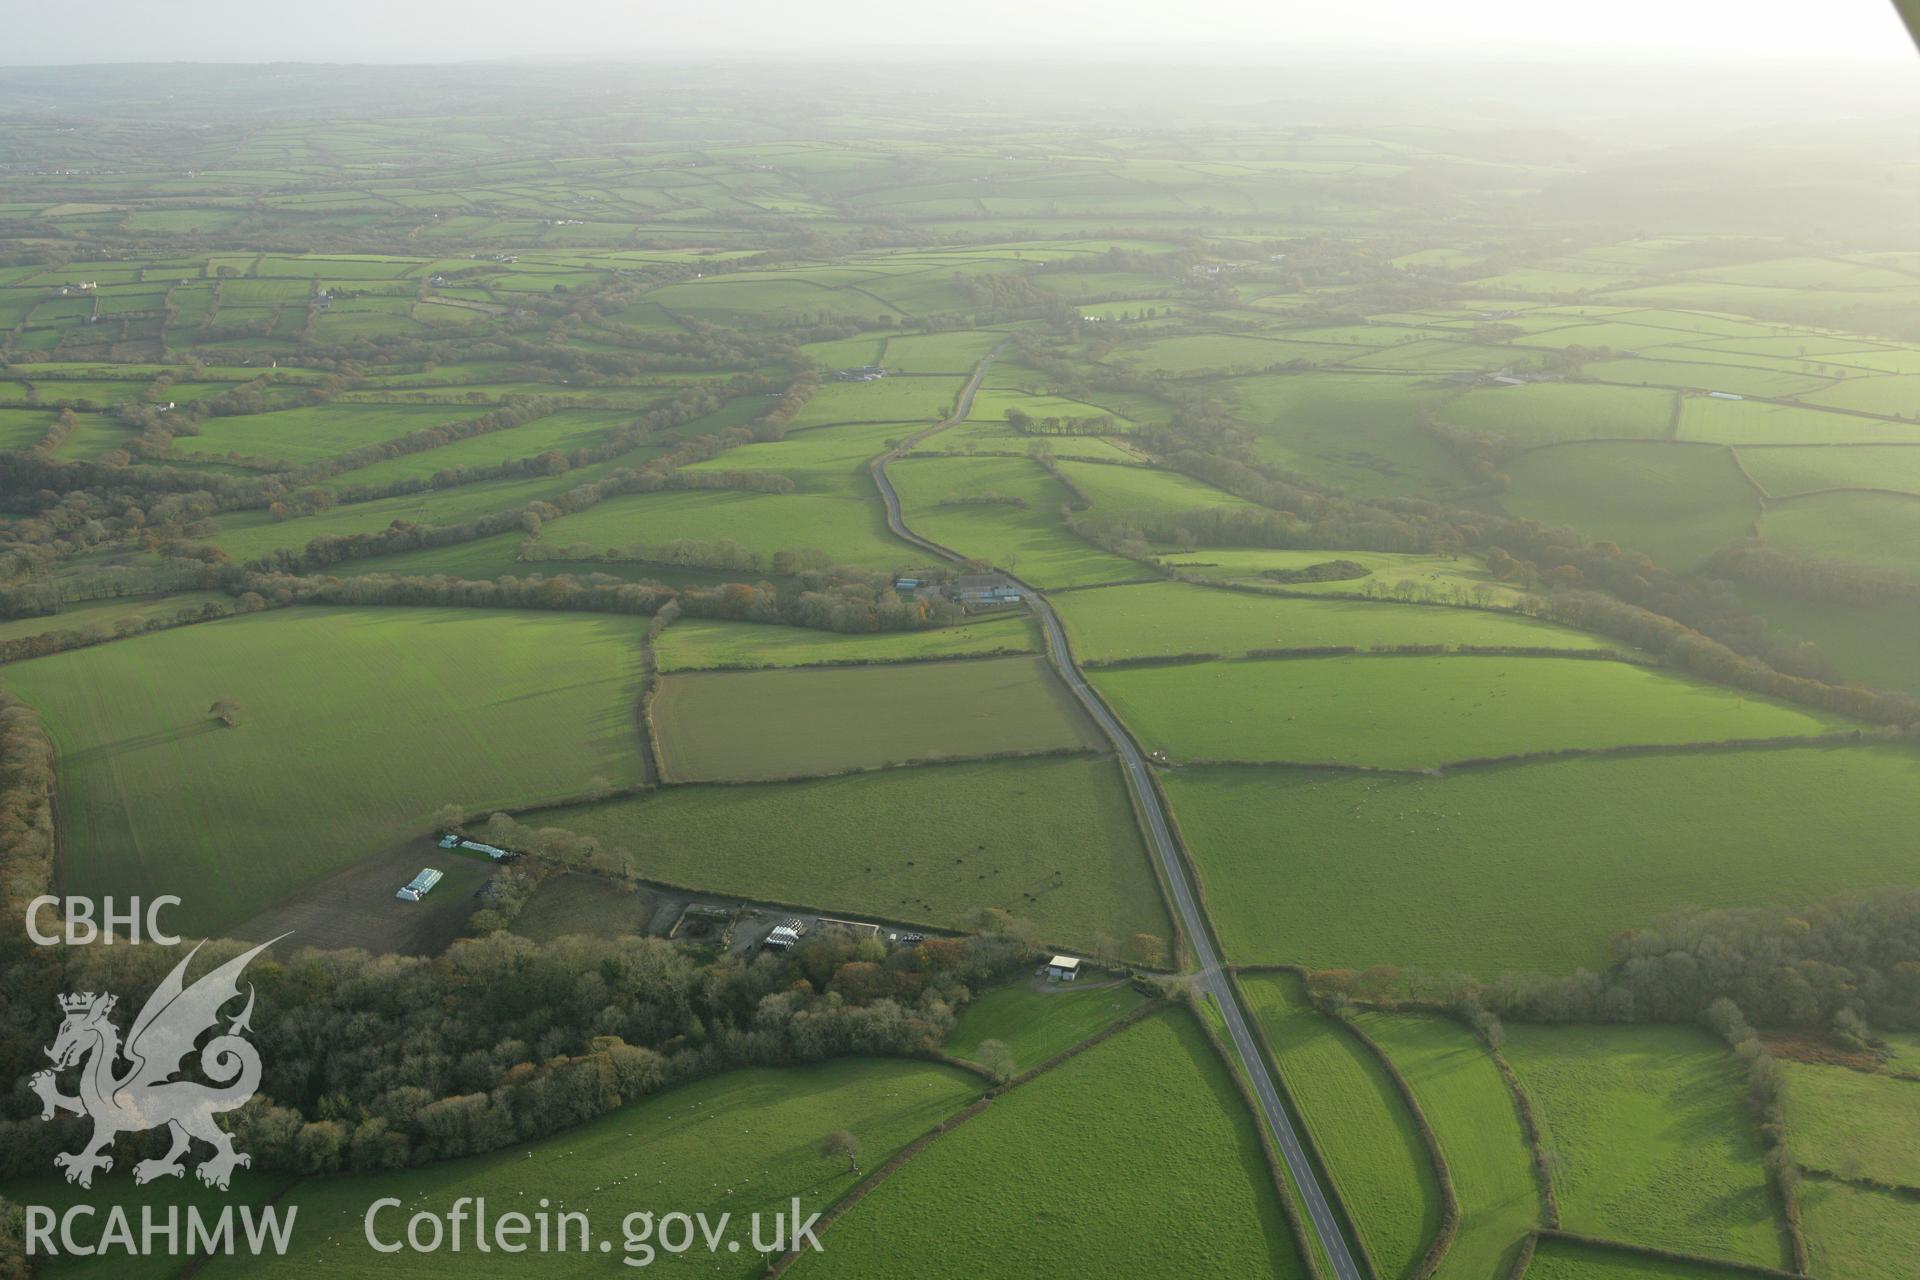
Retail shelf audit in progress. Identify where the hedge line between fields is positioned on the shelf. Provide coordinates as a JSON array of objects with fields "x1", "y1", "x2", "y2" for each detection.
[
  {"x1": 634, "y1": 646, "x2": 662, "y2": 788},
  {"x1": 1224, "y1": 970, "x2": 1383, "y2": 1280},
  {"x1": 1189, "y1": 1000, "x2": 1329, "y2": 1280},
  {"x1": 656, "y1": 645, "x2": 1036, "y2": 674},
  {"x1": 1233, "y1": 963, "x2": 1465, "y2": 1280},
  {"x1": 758, "y1": 1094, "x2": 996, "y2": 1278},
  {"x1": 473, "y1": 784, "x2": 1172, "y2": 973},
  {"x1": 1171, "y1": 728, "x2": 1903, "y2": 777},
  {"x1": 993, "y1": 996, "x2": 1167, "y2": 1093},
  {"x1": 653, "y1": 743, "x2": 1106, "y2": 787},
  {"x1": 759, "y1": 998, "x2": 1169, "y2": 1278},
  {"x1": 0, "y1": 594, "x2": 261, "y2": 667},
  {"x1": 1503, "y1": 1232, "x2": 1538, "y2": 1280},
  {"x1": 1144, "y1": 766, "x2": 1227, "y2": 974},
  {"x1": 1529, "y1": 1228, "x2": 1803, "y2": 1278},
  {"x1": 1032, "y1": 576, "x2": 1165, "y2": 595},
  {"x1": 1479, "y1": 1035, "x2": 1563, "y2": 1229},
  {"x1": 1028, "y1": 452, "x2": 1093, "y2": 511},
  {"x1": 1080, "y1": 644, "x2": 1644, "y2": 670}
]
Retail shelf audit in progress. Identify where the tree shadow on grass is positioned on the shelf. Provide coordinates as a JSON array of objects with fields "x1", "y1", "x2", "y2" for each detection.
[{"x1": 64, "y1": 719, "x2": 223, "y2": 768}]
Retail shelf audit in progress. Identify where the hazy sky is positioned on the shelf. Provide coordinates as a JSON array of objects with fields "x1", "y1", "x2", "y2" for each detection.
[
  {"x1": 3, "y1": 0, "x2": 1914, "y2": 66},
  {"x1": 0, "y1": 0, "x2": 1912, "y2": 66}
]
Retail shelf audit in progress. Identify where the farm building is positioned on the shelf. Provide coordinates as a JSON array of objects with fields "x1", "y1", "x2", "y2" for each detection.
[
  {"x1": 437, "y1": 833, "x2": 513, "y2": 859},
  {"x1": 396, "y1": 867, "x2": 444, "y2": 902},
  {"x1": 1708, "y1": 391, "x2": 1745, "y2": 400},
  {"x1": 957, "y1": 586, "x2": 1022, "y2": 607},
  {"x1": 949, "y1": 574, "x2": 1023, "y2": 609},
  {"x1": 1044, "y1": 955, "x2": 1082, "y2": 982},
  {"x1": 764, "y1": 919, "x2": 808, "y2": 951},
  {"x1": 830, "y1": 365, "x2": 887, "y2": 382}
]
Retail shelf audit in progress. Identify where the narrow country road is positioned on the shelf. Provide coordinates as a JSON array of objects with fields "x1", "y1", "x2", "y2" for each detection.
[{"x1": 868, "y1": 346, "x2": 1366, "y2": 1280}]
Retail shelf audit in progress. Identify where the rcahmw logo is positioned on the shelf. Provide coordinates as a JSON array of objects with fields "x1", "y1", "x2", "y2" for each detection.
[{"x1": 24, "y1": 935, "x2": 300, "y2": 1261}]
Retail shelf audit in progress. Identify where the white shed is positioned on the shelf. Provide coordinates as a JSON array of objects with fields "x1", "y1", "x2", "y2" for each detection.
[{"x1": 1045, "y1": 955, "x2": 1082, "y2": 982}]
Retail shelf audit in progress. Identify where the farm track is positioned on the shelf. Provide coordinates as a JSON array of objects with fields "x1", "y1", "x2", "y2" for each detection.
[{"x1": 869, "y1": 345, "x2": 1368, "y2": 1280}]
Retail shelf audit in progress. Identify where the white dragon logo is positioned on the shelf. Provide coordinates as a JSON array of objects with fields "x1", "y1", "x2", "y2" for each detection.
[{"x1": 30, "y1": 936, "x2": 283, "y2": 1190}]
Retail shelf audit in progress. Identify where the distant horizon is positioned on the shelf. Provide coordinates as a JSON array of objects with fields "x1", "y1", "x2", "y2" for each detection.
[
  {"x1": 2, "y1": 0, "x2": 1913, "y2": 68},
  {"x1": 2, "y1": 43, "x2": 1915, "y2": 70}
]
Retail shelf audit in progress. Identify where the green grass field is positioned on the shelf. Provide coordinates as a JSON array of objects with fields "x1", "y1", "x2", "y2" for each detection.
[
  {"x1": 1735, "y1": 583, "x2": 1920, "y2": 695},
  {"x1": 964, "y1": 386, "x2": 1135, "y2": 430},
  {"x1": 647, "y1": 275, "x2": 902, "y2": 328},
  {"x1": 1587, "y1": 356, "x2": 1833, "y2": 398},
  {"x1": 650, "y1": 655, "x2": 1100, "y2": 780},
  {"x1": 212, "y1": 463, "x2": 639, "y2": 563},
  {"x1": 0, "y1": 1169, "x2": 297, "y2": 1280},
  {"x1": 1799, "y1": 372, "x2": 1920, "y2": 416},
  {"x1": 1053, "y1": 459, "x2": 1254, "y2": 516},
  {"x1": 321, "y1": 408, "x2": 641, "y2": 489},
  {"x1": 675, "y1": 420, "x2": 907, "y2": 495},
  {"x1": 1501, "y1": 441, "x2": 1759, "y2": 570},
  {"x1": 0, "y1": 407, "x2": 55, "y2": 449},
  {"x1": 1242, "y1": 973, "x2": 1442, "y2": 1280},
  {"x1": 1348, "y1": 341, "x2": 1520, "y2": 373},
  {"x1": 1759, "y1": 492, "x2": 1920, "y2": 584},
  {"x1": 1503, "y1": 1025, "x2": 1785, "y2": 1268},
  {"x1": 1780, "y1": 1062, "x2": 1920, "y2": 1187},
  {"x1": 4, "y1": 607, "x2": 650, "y2": 934},
  {"x1": 889, "y1": 454, "x2": 1142, "y2": 587},
  {"x1": 1797, "y1": 1177, "x2": 1920, "y2": 1280},
  {"x1": 1224, "y1": 373, "x2": 1459, "y2": 497},
  {"x1": 1093, "y1": 654, "x2": 1845, "y2": 768},
  {"x1": 1164, "y1": 746, "x2": 1920, "y2": 974},
  {"x1": 54, "y1": 414, "x2": 142, "y2": 460},
  {"x1": 170, "y1": 403, "x2": 475, "y2": 464},
  {"x1": 198, "y1": 1058, "x2": 979, "y2": 1279},
  {"x1": 881, "y1": 329, "x2": 1006, "y2": 373},
  {"x1": 540, "y1": 489, "x2": 916, "y2": 571},
  {"x1": 319, "y1": 532, "x2": 768, "y2": 589},
  {"x1": 530, "y1": 756, "x2": 1170, "y2": 950},
  {"x1": 508, "y1": 872, "x2": 654, "y2": 942},
  {"x1": 943, "y1": 980, "x2": 1147, "y2": 1071},
  {"x1": 788, "y1": 1010, "x2": 1308, "y2": 1279},
  {"x1": 1057, "y1": 582, "x2": 1614, "y2": 663},
  {"x1": 1678, "y1": 396, "x2": 1916, "y2": 445},
  {"x1": 1736, "y1": 445, "x2": 1920, "y2": 498},
  {"x1": 1521, "y1": 1237, "x2": 1760, "y2": 1279},
  {"x1": 1159, "y1": 548, "x2": 1531, "y2": 606},
  {"x1": 653, "y1": 615, "x2": 1038, "y2": 671},
  {"x1": 789, "y1": 375, "x2": 964, "y2": 427},
  {"x1": 0, "y1": 591, "x2": 232, "y2": 645},
  {"x1": 1116, "y1": 331, "x2": 1369, "y2": 373},
  {"x1": 1357, "y1": 1012, "x2": 1540, "y2": 1280},
  {"x1": 1436, "y1": 383, "x2": 1676, "y2": 445},
  {"x1": 1882, "y1": 1033, "x2": 1920, "y2": 1078}
]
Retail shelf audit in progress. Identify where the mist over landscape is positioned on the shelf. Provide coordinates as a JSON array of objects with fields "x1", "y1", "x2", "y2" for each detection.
[{"x1": 0, "y1": 7, "x2": 1916, "y2": 1280}]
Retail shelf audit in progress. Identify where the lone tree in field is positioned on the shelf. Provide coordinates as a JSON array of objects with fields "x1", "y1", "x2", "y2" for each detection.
[
  {"x1": 821, "y1": 1130, "x2": 860, "y2": 1174},
  {"x1": 208, "y1": 698, "x2": 245, "y2": 728},
  {"x1": 976, "y1": 1039, "x2": 1016, "y2": 1084}
]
